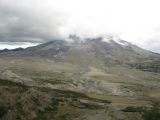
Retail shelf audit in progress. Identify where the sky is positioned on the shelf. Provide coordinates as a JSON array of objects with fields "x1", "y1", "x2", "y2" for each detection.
[
  {"x1": 0, "y1": 42, "x2": 39, "y2": 50},
  {"x1": 0, "y1": 0, "x2": 160, "y2": 52}
]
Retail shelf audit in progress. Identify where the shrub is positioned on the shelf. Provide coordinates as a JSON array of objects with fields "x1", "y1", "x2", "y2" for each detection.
[
  {"x1": 142, "y1": 102, "x2": 160, "y2": 120},
  {"x1": 122, "y1": 106, "x2": 143, "y2": 112},
  {"x1": 0, "y1": 106, "x2": 8, "y2": 118}
]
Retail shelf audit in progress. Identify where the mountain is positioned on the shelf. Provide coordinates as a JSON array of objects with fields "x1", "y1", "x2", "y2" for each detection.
[
  {"x1": 0, "y1": 37, "x2": 157, "y2": 58},
  {"x1": 0, "y1": 37, "x2": 160, "y2": 120},
  {"x1": 1, "y1": 37, "x2": 160, "y2": 72}
]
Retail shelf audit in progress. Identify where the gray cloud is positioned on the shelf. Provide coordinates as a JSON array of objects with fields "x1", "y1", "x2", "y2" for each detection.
[
  {"x1": 0, "y1": 0, "x2": 66, "y2": 43},
  {"x1": 0, "y1": 0, "x2": 160, "y2": 53}
]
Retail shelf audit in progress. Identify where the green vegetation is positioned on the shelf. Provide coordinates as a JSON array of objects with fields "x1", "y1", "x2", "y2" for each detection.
[
  {"x1": 122, "y1": 103, "x2": 160, "y2": 120},
  {"x1": 142, "y1": 103, "x2": 160, "y2": 120},
  {"x1": 33, "y1": 86, "x2": 113, "y2": 120},
  {"x1": 0, "y1": 79, "x2": 25, "y2": 87},
  {"x1": 0, "y1": 106, "x2": 8, "y2": 118},
  {"x1": 128, "y1": 59, "x2": 160, "y2": 73},
  {"x1": 87, "y1": 93, "x2": 148, "y2": 106},
  {"x1": 122, "y1": 106, "x2": 143, "y2": 112},
  {"x1": 0, "y1": 79, "x2": 111, "y2": 119}
]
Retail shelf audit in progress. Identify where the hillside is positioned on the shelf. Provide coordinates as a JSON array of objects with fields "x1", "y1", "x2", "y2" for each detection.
[{"x1": 0, "y1": 37, "x2": 160, "y2": 120}]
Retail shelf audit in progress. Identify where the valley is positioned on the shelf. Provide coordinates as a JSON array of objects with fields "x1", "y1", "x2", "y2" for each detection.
[{"x1": 0, "y1": 38, "x2": 160, "y2": 120}]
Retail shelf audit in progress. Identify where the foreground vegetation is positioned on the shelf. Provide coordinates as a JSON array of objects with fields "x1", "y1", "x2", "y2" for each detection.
[
  {"x1": 0, "y1": 79, "x2": 111, "y2": 120},
  {"x1": 122, "y1": 102, "x2": 160, "y2": 120}
]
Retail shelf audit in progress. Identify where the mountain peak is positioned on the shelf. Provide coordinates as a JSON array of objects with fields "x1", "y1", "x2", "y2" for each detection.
[
  {"x1": 0, "y1": 36, "x2": 158, "y2": 60},
  {"x1": 68, "y1": 34, "x2": 131, "y2": 47},
  {"x1": 101, "y1": 36, "x2": 130, "y2": 46}
]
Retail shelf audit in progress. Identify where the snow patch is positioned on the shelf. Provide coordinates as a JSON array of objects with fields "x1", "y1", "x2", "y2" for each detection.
[
  {"x1": 102, "y1": 36, "x2": 113, "y2": 43},
  {"x1": 102, "y1": 36, "x2": 129, "y2": 46},
  {"x1": 114, "y1": 39, "x2": 129, "y2": 46},
  {"x1": 102, "y1": 37, "x2": 112, "y2": 43}
]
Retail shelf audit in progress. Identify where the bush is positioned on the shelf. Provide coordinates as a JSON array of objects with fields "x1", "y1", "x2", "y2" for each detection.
[
  {"x1": 0, "y1": 106, "x2": 8, "y2": 118},
  {"x1": 142, "y1": 102, "x2": 160, "y2": 120},
  {"x1": 122, "y1": 103, "x2": 160, "y2": 120},
  {"x1": 122, "y1": 106, "x2": 143, "y2": 112}
]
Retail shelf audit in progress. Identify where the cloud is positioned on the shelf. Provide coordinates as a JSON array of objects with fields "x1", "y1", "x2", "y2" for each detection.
[
  {"x1": 0, "y1": 0, "x2": 67, "y2": 42},
  {"x1": 0, "y1": 0, "x2": 160, "y2": 52}
]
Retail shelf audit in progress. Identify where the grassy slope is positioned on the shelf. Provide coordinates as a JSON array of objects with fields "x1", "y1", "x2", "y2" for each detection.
[
  {"x1": 0, "y1": 79, "x2": 112, "y2": 120},
  {"x1": 0, "y1": 57, "x2": 160, "y2": 119}
]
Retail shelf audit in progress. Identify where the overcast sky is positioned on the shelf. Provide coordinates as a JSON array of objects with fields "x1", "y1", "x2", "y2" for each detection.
[{"x1": 0, "y1": 0, "x2": 160, "y2": 52}]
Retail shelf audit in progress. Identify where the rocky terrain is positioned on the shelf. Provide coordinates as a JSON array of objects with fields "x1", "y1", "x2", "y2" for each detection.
[{"x1": 0, "y1": 36, "x2": 160, "y2": 120}]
